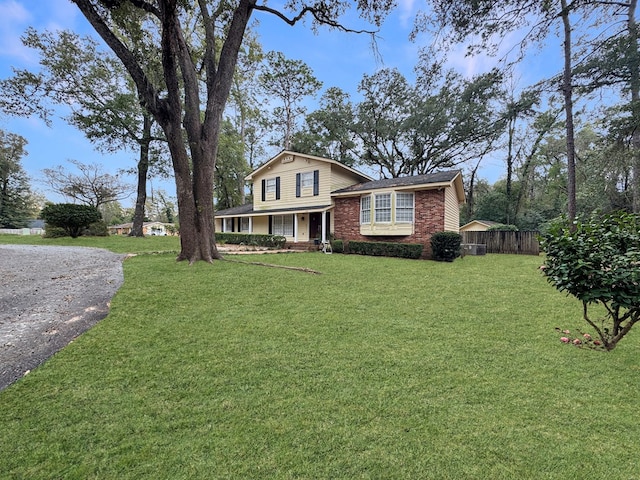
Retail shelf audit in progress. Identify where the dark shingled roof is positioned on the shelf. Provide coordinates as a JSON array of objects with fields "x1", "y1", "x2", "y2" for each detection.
[
  {"x1": 332, "y1": 170, "x2": 461, "y2": 194},
  {"x1": 215, "y1": 203, "x2": 253, "y2": 216}
]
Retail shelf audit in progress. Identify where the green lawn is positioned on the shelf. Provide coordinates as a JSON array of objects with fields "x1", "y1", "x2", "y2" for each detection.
[{"x1": 1, "y1": 235, "x2": 639, "y2": 479}]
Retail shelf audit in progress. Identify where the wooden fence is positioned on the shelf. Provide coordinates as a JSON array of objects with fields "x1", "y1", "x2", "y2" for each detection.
[{"x1": 461, "y1": 231, "x2": 540, "y2": 255}]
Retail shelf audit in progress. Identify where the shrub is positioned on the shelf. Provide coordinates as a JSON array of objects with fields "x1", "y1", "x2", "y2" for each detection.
[
  {"x1": 347, "y1": 240, "x2": 423, "y2": 259},
  {"x1": 540, "y1": 211, "x2": 640, "y2": 351},
  {"x1": 40, "y1": 203, "x2": 102, "y2": 238},
  {"x1": 332, "y1": 239, "x2": 344, "y2": 253},
  {"x1": 42, "y1": 226, "x2": 67, "y2": 238},
  {"x1": 84, "y1": 221, "x2": 109, "y2": 237},
  {"x1": 215, "y1": 232, "x2": 286, "y2": 248},
  {"x1": 430, "y1": 231, "x2": 462, "y2": 262}
]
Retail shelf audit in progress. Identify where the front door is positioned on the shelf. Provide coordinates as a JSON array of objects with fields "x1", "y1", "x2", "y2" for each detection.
[{"x1": 309, "y1": 212, "x2": 321, "y2": 240}]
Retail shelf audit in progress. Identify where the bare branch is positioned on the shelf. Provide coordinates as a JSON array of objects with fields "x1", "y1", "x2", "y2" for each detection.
[{"x1": 253, "y1": 3, "x2": 378, "y2": 35}]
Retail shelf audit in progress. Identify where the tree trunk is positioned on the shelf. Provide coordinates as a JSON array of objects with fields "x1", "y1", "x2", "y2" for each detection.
[
  {"x1": 72, "y1": 0, "x2": 255, "y2": 263},
  {"x1": 561, "y1": 0, "x2": 577, "y2": 220},
  {"x1": 628, "y1": 0, "x2": 640, "y2": 213},
  {"x1": 130, "y1": 113, "x2": 151, "y2": 237},
  {"x1": 505, "y1": 116, "x2": 515, "y2": 225}
]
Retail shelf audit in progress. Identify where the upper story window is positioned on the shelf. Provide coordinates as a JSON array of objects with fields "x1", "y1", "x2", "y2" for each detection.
[
  {"x1": 296, "y1": 170, "x2": 320, "y2": 197},
  {"x1": 262, "y1": 176, "x2": 280, "y2": 201},
  {"x1": 300, "y1": 172, "x2": 314, "y2": 188},
  {"x1": 374, "y1": 193, "x2": 392, "y2": 223}
]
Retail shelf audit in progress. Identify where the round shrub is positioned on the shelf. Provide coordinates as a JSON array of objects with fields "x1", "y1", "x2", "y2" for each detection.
[
  {"x1": 431, "y1": 231, "x2": 462, "y2": 262},
  {"x1": 40, "y1": 203, "x2": 102, "y2": 238}
]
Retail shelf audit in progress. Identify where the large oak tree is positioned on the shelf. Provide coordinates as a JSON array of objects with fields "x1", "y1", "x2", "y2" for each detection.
[{"x1": 71, "y1": 0, "x2": 394, "y2": 263}]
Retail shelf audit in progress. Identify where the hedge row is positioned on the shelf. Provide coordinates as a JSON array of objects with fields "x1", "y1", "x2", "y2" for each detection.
[
  {"x1": 346, "y1": 240, "x2": 423, "y2": 259},
  {"x1": 215, "y1": 232, "x2": 286, "y2": 248}
]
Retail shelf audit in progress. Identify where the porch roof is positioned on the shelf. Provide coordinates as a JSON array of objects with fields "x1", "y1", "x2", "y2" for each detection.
[{"x1": 215, "y1": 203, "x2": 332, "y2": 218}]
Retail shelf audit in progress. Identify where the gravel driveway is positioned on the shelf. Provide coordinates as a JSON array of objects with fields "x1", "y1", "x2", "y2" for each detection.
[{"x1": 0, "y1": 244, "x2": 125, "y2": 391}]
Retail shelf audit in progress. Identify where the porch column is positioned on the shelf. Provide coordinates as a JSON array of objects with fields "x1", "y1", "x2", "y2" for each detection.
[
  {"x1": 294, "y1": 214, "x2": 299, "y2": 243},
  {"x1": 248, "y1": 217, "x2": 253, "y2": 234},
  {"x1": 321, "y1": 211, "x2": 327, "y2": 243}
]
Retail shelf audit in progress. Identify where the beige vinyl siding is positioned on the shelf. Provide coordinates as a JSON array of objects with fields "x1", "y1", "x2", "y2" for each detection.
[
  {"x1": 251, "y1": 216, "x2": 269, "y2": 235},
  {"x1": 444, "y1": 185, "x2": 460, "y2": 232},
  {"x1": 254, "y1": 156, "x2": 332, "y2": 211},
  {"x1": 330, "y1": 165, "x2": 366, "y2": 192}
]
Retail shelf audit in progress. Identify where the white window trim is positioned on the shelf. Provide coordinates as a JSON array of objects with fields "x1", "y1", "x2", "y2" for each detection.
[
  {"x1": 395, "y1": 192, "x2": 415, "y2": 223},
  {"x1": 265, "y1": 178, "x2": 277, "y2": 194},
  {"x1": 374, "y1": 193, "x2": 392, "y2": 223},
  {"x1": 301, "y1": 171, "x2": 314, "y2": 189},
  {"x1": 273, "y1": 214, "x2": 294, "y2": 236},
  {"x1": 360, "y1": 195, "x2": 371, "y2": 224},
  {"x1": 360, "y1": 191, "x2": 415, "y2": 226}
]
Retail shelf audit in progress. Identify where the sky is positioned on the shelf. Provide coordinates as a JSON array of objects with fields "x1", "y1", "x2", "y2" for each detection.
[{"x1": 0, "y1": 0, "x2": 563, "y2": 205}]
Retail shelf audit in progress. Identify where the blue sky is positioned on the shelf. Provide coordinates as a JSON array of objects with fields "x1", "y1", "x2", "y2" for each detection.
[{"x1": 0, "y1": 0, "x2": 561, "y2": 204}]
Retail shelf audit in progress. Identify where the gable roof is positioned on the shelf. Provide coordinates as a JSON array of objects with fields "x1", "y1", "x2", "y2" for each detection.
[
  {"x1": 245, "y1": 150, "x2": 373, "y2": 183},
  {"x1": 332, "y1": 170, "x2": 465, "y2": 203},
  {"x1": 460, "y1": 220, "x2": 502, "y2": 230}
]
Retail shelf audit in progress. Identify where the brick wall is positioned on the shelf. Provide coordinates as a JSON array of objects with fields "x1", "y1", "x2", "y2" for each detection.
[{"x1": 333, "y1": 189, "x2": 446, "y2": 259}]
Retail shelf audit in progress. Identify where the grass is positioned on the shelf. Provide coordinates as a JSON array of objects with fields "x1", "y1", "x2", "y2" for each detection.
[{"x1": 1, "y1": 235, "x2": 640, "y2": 478}]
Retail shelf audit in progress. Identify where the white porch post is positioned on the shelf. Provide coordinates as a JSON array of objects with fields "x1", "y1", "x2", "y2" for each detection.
[
  {"x1": 248, "y1": 217, "x2": 253, "y2": 233},
  {"x1": 294, "y1": 214, "x2": 299, "y2": 243},
  {"x1": 321, "y1": 211, "x2": 327, "y2": 243}
]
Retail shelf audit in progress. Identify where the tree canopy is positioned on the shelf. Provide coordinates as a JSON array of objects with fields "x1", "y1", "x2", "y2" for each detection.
[{"x1": 70, "y1": 0, "x2": 396, "y2": 263}]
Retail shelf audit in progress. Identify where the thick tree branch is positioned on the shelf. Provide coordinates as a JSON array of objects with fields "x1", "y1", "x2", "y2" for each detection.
[{"x1": 71, "y1": 0, "x2": 163, "y2": 117}]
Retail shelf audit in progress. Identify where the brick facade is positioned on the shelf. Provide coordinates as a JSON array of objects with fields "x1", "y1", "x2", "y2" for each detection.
[{"x1": 333, "y1": 190, "x2": 446, "y2": 259}]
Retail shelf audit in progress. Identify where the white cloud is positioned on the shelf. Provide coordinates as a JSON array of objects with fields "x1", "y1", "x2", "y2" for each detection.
[
  {"x1": 397, "y1": 0, "x2": 417, "y2": 28},
  {"x1": 0, "y1": 0, "x2": 33, "y2": 61}
]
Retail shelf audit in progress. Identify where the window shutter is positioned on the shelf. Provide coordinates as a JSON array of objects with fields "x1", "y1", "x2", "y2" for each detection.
[
  {"x1": 313, "y1": 170, "x2": 319, "y2": 196},
  {"x1": 261, "y1": 179, "x2": 266, "y2": 202},
  {"x1": 268, "y1": 215, "x2": 273, "y2": 234},
  {"x1": 276, "y1": 176, "x2": 281, "y2": 200},
  {"x1": 296, "y1": 173, "x2": 301, "y2": 197}
]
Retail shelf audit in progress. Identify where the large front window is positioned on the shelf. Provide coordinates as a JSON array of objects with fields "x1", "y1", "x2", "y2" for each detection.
[
  {"x1": 395, "y1": 192, "x2": 414, "y2": 222},
  {"x1": 359, "y1": 191, "x2": 415, "y2": 236},
  {"x1": 273, "y1": 214, "x2": 294, "y2": 236},
  {"x1": 374, "y1": 193, "x2": 392, "y2": 223}
]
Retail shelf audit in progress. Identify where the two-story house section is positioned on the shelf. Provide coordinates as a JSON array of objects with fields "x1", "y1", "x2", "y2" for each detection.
[{"x1": 214, "y1": 150, "x2": 373, "y2": 244}]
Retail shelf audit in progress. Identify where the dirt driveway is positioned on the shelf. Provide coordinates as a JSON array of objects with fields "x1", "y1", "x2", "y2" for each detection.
[{"x1": 0, "y1": 244, "x2": 125, "y2": 391}]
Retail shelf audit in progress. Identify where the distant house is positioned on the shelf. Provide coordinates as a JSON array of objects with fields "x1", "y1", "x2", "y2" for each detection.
[
  {"x1": 214, "y1": 150, "x2": 465, "y2": 259},
  {"x1": 108, "y1": 221, "x2": 170, "y2": 236},
  {"x1": 460, "y1": 220, "x2": 502, "y2": 232}
]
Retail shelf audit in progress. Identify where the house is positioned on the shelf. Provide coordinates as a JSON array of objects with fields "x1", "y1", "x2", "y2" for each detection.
[
  {"x1": 108, "y1": 221, "x2": 171, "y2": 236},
  {"x1": 459, "y1": 220, "x2": 502, "y2": 232},
  {"x1": 214, "y1": 150, "x2": 465, "y2": 258}
]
